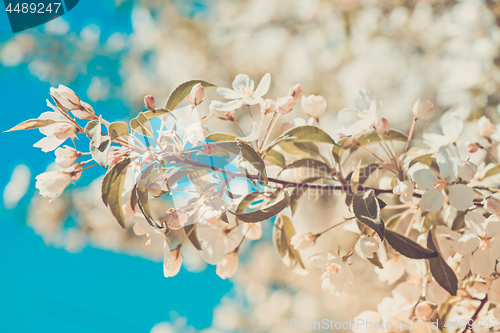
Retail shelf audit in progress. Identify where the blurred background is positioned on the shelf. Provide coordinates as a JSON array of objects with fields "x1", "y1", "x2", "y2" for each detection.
[{"x1": 2, "y1": 0, "x2": 500, "y2": 332}]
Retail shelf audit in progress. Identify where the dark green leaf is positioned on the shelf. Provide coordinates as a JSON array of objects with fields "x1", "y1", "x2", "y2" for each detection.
[
  {"x1": 385, "y1": 229, "x2": 437, "y2": 259},
  {"x1": 427, "y1": 231, "x2": 458, "y2": 296},
  {"x1": 165, "y1": 79, "x2": 216, "y2": 111},
  {"x1": 352, "y1": 190, "x2": 385, "y2": 241},
  {"x1": 272, "y1": 213, "x2": 307, "y2": 275},
  {"x1": 233, "y1": 192, "x2": 289, "y2": 222}
]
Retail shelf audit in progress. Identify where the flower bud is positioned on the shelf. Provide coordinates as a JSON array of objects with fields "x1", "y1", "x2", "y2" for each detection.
[
  {"x1": 466, "y1": 141, "x2": 480, "y2": 153},
  {"x1": 301, "y1": 95, "x2": 327, "y2": 120},
  {"x1": 242, "y1": 222, "x2": 262, "y2": 240},
  {"x1": 164, "y1": 248, "x2": 182, "y2": 278},
  {"x1": 166, "y1": 210, "x2": 188, "y2": 230},
  {"x1": 68, "y1": 162, "x2": 83, "y2": 180},
  {"x1": 142, "y1": 151, "x2": 155, "y2": 165},
  {"x1": 288, "y1": 83, "x2": 303, "y2": 99},
  {"x1": 54, "y1": 146, "x2": 80, "y2": 168},
  {"x1": 290, "y1": 232, "x2": 317, "y2": 250},
  {"x1": 457, "y1": 160, "x2": 477, "y2": 182},
  {"x1": 342, "y1": 136, "x2": 355, "y2": 148},
  {"x1": 374, "y1": 117, "x2": 390, "y2": 135},
  {"x1": 276, "y1": 96, "x2": 295, "y2": 114},
  {"x1": 393, "y1": 180, "x2": 414, "y2": 202},
  {"x1": 35, "y1": 171, "x2": 72, "y2": 201},
  {"x1": 478, "y1": 116, "x2": 497, "y2": 139},
  {"x1": 75, "y1": 101, "x2": 97, "y2": 120},
  {"x1": 144, "y1": 95, "x2": 155, "y2": 111},
  {"x1": 412, "y1": 98, "x2": 434, "y2": 120},
  {"x1": 122, "y1": 199, "x2": 138, "y2": 218},
  {"x1": 483, "y1": 196, "x2": 500, "y2": 216},
  {"x1": 54, "y1": 124, "x2": 76, "y2": 140},
  {"x1": 415, "y1": 301, "x2": 433, "y2": 318},
  {"x1": 50, "y1": 85, "x2": 80, "y2": 110},
  {"x1": 148, "y1": 182, "x2": 162, "y2": 197},
  {"x1": 186, "y1": 123, "x2": 209, "y2": 145},
  {"x1": 216, "y1": 251, "x2": 239, "y2": 279},
  {"x1": 188, "y1": 83, "x2": 205, "y2": 106},
  {"x1": 358, "y1": 236, "x2": 380, "y2": 259},
  {"x1": 261, "y1": 99, "x2": 276, "y2": 114},
  {"x1": 280, "y1": 122, "x2": 294, "y2": 133}
]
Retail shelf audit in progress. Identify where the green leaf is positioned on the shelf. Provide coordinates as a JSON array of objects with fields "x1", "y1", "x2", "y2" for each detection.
[
  {"x1": 165, "y1": 79, "x2": 216, "y2": 111},
  {"x1": 264, "y1": 150, "x2": 285, "y2": 167},
  {"x1": 206, "y1": 133, "x2": 238, "y2": 142},
  {"x1": 264, "y1": 125, "x2": 335, "y2": 156},
  {"x1": 352, "y1": 190, "x2": 385, "y2": 241},
  {"x1": 385, "y1": 229, "x2": 437, "y2": 259},
  {"x1": 101, "y1": 158, "x2": 131, "y2": 229},
  {"x1": 236, "y1": 121, "x2": 260, "y2": 142},
  {"x1": 355, "y1": 129, "x2": 408, "y2": 147},
  {"x1": 427, "y1": 231, "x2": 458, "y2": 296},
  {"x1": 278, "y1": 141, "x2": 319, "y2": 156},
  {"x1": 233, "y1": 192, "x2": 290, "y2": 222},
  {"x1": 409, "y1": 154, "x2": 440, "y2": 173},
  {"x1": 451, "y1": 210, "x2": 467, "y2": 231},
  {"x1": 85, "y1": 117, "x2": 110, "y2": 168},
  {"x1": 5, "y1": 118, "x2": 60, "y2": 132},
  {"x1": 211, "y1": 141, "x2": 268, "y2": 185},
  {"x1": 130, "y1": 112, "x2": 154, "y2": 138},
  {"x1": 235, "y1": 192, "x2": 265, "y2": 213},
  {"x1": 136, "y1": 163, "x2": 160, "y2": 228},
  {"x1": 272, "y1": 213, "x2": 307, "y2": 275},
  {"x1": 485, "y1": 165, "x2": 500, "y2": 178},
  {"x1": 184, "y1": 223, "x2": 202, "y2": 250},
  {"x1": 278, "y1": 159, "x2": 332, "y2": 178},
  {"x1": 108, "y1": 121, "x2": 129, "y2": 141}
]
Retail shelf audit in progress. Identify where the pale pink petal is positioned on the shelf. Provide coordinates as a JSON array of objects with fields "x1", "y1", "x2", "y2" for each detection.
[
  {"x1": 448, "y1": 184, "x2": 474, "y2": 211},
  {"x1": 419, "y1": 189, "x2": 444, "y2": 211}
]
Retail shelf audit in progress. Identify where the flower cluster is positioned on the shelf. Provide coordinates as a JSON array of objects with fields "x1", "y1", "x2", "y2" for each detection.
[{"x1": 10, "y1": 71, "x2": 500, "y2": 332}]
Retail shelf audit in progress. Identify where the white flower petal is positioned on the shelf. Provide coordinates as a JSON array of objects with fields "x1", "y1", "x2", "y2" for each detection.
[
  {"x1": 252, "y1": 73, "x2": 270, "y2": 97},
  {"x1": 232, "y1": 74, "x2": 252, "y2": 92},
  {"x1": 412, "y1": 169, "x2": 438, "y2": 190},
  {"x1": 419, "y1": 189, "x2": 445, "y2": 211},
  {"x1": 472, "y1": 249, "x2": 497, "y2": 277},
  {"x1": 464, "y1": 211, "x2": 486, "y2": 237},
  {"x1": 448, "y1": 184, "x2": 474, "y2": 211},
  {"x1": 454, "y1": 230, "x2": 479, "y2": 255},
  {"x1": 33, "y1": 136, "x2": 65, "y2": 152},
  {"x1": 216, "y1": 87, "x2": 242, "y2": 100},
  {"x1": 352, "y1": 89, "x2": 373, "y2": 111},
  {"x1": 212, "y1": 99, "x2": 243, "y2": 112}
]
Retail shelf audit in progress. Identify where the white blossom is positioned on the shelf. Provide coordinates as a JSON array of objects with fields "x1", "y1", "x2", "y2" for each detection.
[
  {"x1": 216, "y1": 73, "x2": 271, "y2": 110},
  {"x1": 35, "y1": 171, "x2": 72, "y2": 201},
  {"x1": 290, "y1": 232, "x2": 317, "y2": 250},
  {"x1": 301, "y1": 95, "x2": 326, "y2": 119},
  {"x1": 337, "y1": 89, "x2": 382, "y2": 135},
  {"x1": 310, "y1": 251, "x2": 358, "y2": 296},
  {"x1": 216, "y1": 251, "x2": 239, "y2": 279}
]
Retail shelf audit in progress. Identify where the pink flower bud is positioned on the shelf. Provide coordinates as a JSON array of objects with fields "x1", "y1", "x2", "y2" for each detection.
[
  {"x1": 144, "y1": 95, "x2": 155, "y2": 111},
  {"x1": 216, "y1": 251, "x2": 239, "y2": 279},
  {"x1": 478, "y1": 116, "x2": 497, "y2": 139},
  {"x1": 374, "y1": 117, "x2": 390, "y2": 135},
  {"x1": 276, "y1": 96, "x2": 295, "y2": 114},
  {"x1": 54, "y1": 123, "x2": 76, "y2": 140},
  {"x1": 342, "y1": 136, "x2": 355, "y2": 148},
  {"x1": 68, "y1": 162, "x2": 84, "y2": 180},
  {"x1": 122, "y1": 199, "x2": 138, "y2": 218},
  {"x1": 148, "y1": 182, "x2": 162, "y2": 197},
  {"x1": 415, "y1": 301, "x2": 433, "y2": 318},
  {"x1": 261, "y1": 99, "x2": 276, "y2": 114},
  {"x1": 466, "y1": 142, "x2": 480, "y2": 153},
  {"x1": 55, "y1": 146, "x2": 80, "y2": 168},
  {"x1": 166, "y1": 211, "x2": 188, "y2": 230},
  {"x1": 483, "y1": 196, "x2": 500, "y2": 216},
  {"x1": 188, "y1": 83, "x2": 205, "y2": 106},
  {"x1": 412, "y1": 98, "x2": 434, "y2": 120},
  {"x1": 289, "y1": 83, "x2": 303, "y2": 99},
  {"x1": 290, "y1": 232, "x2": 317, "y2": 250},
  {"x1": 280, "y1": 122, "x2": 294, "y2": 133},
  {"x1": 142, "y1": 151, "x2": 155, "y2": 165},
  {"x1": 301, "y1": 95, "x2": 327, "y2": 120}
]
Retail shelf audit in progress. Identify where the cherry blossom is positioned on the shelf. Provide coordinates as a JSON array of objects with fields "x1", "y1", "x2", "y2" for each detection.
[
  {"x1": 412, "y1": 147, "x2": 475, "y2": 211},
  {"x1": 337, "y1": 89, "x2": 382, "y2": 135},
  {"x1": 309, "y1": 251, "x2": 358, "y2": 296},
  {"x1": 215, "y1": 73, "x2": 271, "y2": 110},
  {"x1": 216, "y1": 251, "x2": 239, "y2": 279},
  {"x1": 35, "y1": 171, "x2": 72, "y2": 201},
  {"x1": 33, "y1": 111, "x2": 77, "y2": 152}
]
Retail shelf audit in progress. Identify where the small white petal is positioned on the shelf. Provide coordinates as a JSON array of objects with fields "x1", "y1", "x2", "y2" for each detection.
[
  {"x1": 448, "y1": 184, "x2": 474, "y2": 211},
  {"x1": 419, "y1": 189, "x2": 445, "y2": 211},
  {"x1": 252, "y1": 73, "x2": 271, "y2": 97},
  {"x1": 412, "y1": 169, "x2": 438, "y2": 190}
]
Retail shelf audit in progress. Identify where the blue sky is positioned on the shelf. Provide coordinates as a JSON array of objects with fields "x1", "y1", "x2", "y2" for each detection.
[{"x1": 0, "y1": 1, "x2": 232, "y2": 332}]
